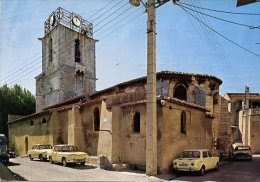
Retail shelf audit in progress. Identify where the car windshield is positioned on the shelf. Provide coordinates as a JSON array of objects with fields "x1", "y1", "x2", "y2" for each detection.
[
  {"x1": 235, "y1": 146, "x2": 251, "y2": 150},
  {"x1": 180, "y1": 151, "x2": 200, "y2": 158},
  {"x1": 39, "y1": 145, "x2": 52, "y2": 149},
  {"x1": 61, "y1": 146, "x2": 78, "y2": 152}
]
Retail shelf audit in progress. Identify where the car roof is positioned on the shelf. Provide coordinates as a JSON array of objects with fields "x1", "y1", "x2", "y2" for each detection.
[
  {"x1": 183, "y1": 149, "x2": 210, "y2": 152},
  {"x1": 34, "y1": 144, "x2": 52, "y2": 146},
  {"x1": 53, "y1": 144, "x2": 75, "y2": 147}
]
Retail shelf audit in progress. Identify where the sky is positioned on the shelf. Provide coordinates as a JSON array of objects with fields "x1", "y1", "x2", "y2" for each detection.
[{"x1": 0, "y1": 0, "x2": 260, "y2": 96}]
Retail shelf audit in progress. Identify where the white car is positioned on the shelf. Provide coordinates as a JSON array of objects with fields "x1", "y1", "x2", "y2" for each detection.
[
  {"x1": 28, "y1": 144, "x2": 53, "y2": 161},
  {"x1": 231, "y1": 143, "x2": 252, "y2": 161}
]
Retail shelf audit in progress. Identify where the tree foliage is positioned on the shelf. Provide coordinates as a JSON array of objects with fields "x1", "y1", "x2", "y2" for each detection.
[{"x1": 0, "y1": 84, "x2": 35, "y2": 137}]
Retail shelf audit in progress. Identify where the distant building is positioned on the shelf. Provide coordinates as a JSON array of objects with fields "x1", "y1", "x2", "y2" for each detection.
[
  {"x1": 8, "y1": 7, "x2": 231, "y2": 173},
  {"x1": 224, "y1": 93, "x2": 260, "y2": 153}
]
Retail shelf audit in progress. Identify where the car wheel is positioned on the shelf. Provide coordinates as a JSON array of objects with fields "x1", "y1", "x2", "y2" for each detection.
[
  {"x1": 199, "y1": 166, "x2": 205, "y2": 176},
  {"x1": 214, "y1": 163, "x2": 219, "y2": 171},
  {"x1": 49, "y1": 157, "x2": 53, "y2": 164},
  {"x1": 29, "y1": 154, "x2": 33, "y2": 161},
  {"x1": 39, "y1": 154, "x2": 43, "y2": 161},
  {"x1": 80, "y1": 161, "x2": 85, "y2": 166},
  {"x1": 62, "y1": 158, "x2": 67, "y2": 167}
]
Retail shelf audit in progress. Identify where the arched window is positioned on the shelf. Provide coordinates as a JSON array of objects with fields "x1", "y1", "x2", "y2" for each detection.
[
  {"x1": 181, "y1": 111, "x2": 186, "y2": 134},
  {"x1": 133, "y1": 112, "x2": 140, "y2": 133},
  {"x1": 93, "y1": 108, "x2": 100, "y2": 131},
  {"x1": 174, "y1": 84, "x2": 187, "y2": 101},
  {"x1": 75, "y1": 39, "x2": 81, "y2": 63}
]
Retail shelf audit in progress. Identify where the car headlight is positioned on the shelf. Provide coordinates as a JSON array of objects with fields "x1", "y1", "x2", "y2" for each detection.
[{"x1": 191, "y1": 163, "x2": 194, "y2": 166}]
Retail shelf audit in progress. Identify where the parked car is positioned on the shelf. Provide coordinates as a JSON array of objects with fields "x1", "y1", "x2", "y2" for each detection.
[
  {"x1": 173, "y1": 149, "x2": 219, "y2": 175},
  {"x1": 49, "y1": 144, "x2": 87, "y2": 167},
  {"x1": 28, "y1": 144, "x2": 53, "y2": 161},
  {"x1": 7, "y1": 149, "x2": 15, "y2": 158},
  {"x1": 231, "y1": 143, "x2": 252, "y2": 161}
]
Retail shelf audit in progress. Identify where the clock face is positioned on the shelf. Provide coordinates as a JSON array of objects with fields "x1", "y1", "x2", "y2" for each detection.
[
  {"x1": 49, "y1": 15, "x2": 55, "y2": 26},
  {"x1": 72, "y1": 17, "x2": 81, "y2": 27}
]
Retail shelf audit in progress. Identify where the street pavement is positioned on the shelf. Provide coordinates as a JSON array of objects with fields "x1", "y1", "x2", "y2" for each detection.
[{"x1": 7, "y1": 155, "x2": 260, "y2": 181}]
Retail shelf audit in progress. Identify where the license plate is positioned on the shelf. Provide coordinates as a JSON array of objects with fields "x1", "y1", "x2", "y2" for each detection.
[{"x1": 179, "y1": 163, "x2": 188, "y2": 166}]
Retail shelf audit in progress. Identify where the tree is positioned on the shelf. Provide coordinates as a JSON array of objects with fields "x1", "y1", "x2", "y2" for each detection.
[{"x1": 0, "y1": 84, "x2": 35, "y2": 137}]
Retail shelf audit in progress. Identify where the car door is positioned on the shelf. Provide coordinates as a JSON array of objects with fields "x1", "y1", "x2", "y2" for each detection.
[
  {"x1": 207, "y1": 151, "x2": 214, "y2": 169},
  {"x1": 202, "y1": 151, "x2": 209, "y2": 170},
  {"x1": 32, "y1": 145, "x2": 37, "y2": 158},
  {"x1": 52, "y1": 147, "x2": 58, "y2": 162}
]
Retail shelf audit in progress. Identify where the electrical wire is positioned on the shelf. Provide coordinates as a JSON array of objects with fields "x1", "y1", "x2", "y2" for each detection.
[
  {"x1": 188, "y1": 0, "x2": 244, "y2": 90},
  {"x1": 176, "y1": 3, "x2": 260, "y2": 58},
  {"x1": 178, "y1": 1, "x2": 260, "y2": 16},
  {"x1": 94, "y1": 2, "x2": 129, "y2": 28},
  {"x1": 91, "y1": 0, "x2": 125, "y2": 22},
  {"x1": 177, "y1": 3, "x2": 260, "y2": 29},
  {"x1": 1, "y1": 2, "x2": 137, "y2": 85},
  {"x1": 94, "y1": 6, "x2": 133, "y2": 33},
  {"x1": 100, "y1": 11, "x2": 144, "y2": 40}
]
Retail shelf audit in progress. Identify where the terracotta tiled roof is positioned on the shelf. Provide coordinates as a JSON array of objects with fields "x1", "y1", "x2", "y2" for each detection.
[
  {"x1": 225, "y1": 93, "x2": 260, "y2": 101},
  {"x1": 91, "y1": 70, "x2": 222, "y2": 97},
  {"x1": 8, "y1": 98, "x2": 102, "y2": 124},
  {"x1": 157, "y1": 95, "x2": 208, "y2": 111}
]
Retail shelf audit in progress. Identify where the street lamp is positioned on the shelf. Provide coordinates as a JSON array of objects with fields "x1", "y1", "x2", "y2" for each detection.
[{"x1": 129, "y1": 0, "x2": 171, "y2": 176}]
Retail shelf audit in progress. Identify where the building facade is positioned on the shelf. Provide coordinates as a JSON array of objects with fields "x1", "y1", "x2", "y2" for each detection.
[
  {"x1": 224, "y1": 93, "x2": 260, "y2": 153},
  {"x1": 8, "y1": 7, "x2": 232, "y2": 173}
]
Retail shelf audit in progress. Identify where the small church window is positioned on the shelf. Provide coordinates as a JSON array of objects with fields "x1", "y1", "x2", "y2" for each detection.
[
  {"x1": 29, "y1": 120, "x2": 34, "y2": 126},
  {"x1": 49, "y1": 38, "x2": 53, "y2": 62},
  {"x1": 93, "y1": 108, "x2": 100, "y2": 131},
  {"x1": 42, "y1": 117, "x2": 47, "y2": 124},
  {"x1": 181, "y1": 111, "x2": 186, "y2": 134},
  {"x1": 174, "y1": 84, "x2": 187, "y2": 101},
  {"x1": 133, "y1": 112, "x2": 140, "y2": 133},
  {"x1": 75, "y1": 39, "x2": 81, "y2": 63}
]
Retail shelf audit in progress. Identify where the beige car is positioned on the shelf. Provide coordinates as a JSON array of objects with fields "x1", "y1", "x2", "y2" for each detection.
[
  {"x1": 173, "y1": 149, "x2": 219, "y2": 175},
  {"x1": 49, "y1": 144, "x2": 87, "y2": 166},
  {"x1": 28, "y1": 144, "x2": 53, "y2": 161}
]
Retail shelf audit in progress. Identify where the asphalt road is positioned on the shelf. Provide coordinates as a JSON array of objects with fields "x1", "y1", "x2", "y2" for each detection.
[
  {"x1": 168, "y1": 154, "x2": 260, "y2": 182},
  {"x1": 7, "y1": 158, "x2": 151, "y2": 181},
  {"x1": 7, "y1": 155, "x2": 260, "y2": 181}
]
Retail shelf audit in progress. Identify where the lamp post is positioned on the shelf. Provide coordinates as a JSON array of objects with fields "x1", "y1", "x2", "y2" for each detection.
[{"x1": 129, "y1": 0, "x2": 171, "y2": 176}]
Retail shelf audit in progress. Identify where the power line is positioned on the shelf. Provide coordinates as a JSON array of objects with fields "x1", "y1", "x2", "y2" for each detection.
[
  {"x1": 100, "y1": 11, "x2": 144, "y2": 40},
  {"x1": 176, "y1": 3, "x2": 260, "y2": 58},
  {"x1": 96, "y1": 7, "x2": 143, "y2": 37},
  {"x1": 94, "y1": 6, "x2": 133, "y2": 33},
  {"x1": 178, "y1": 1, "x2": 260, "y2": 16},
  {"x1": 1, "y1": 2, "x2": 134, "y2": 84},
  {"x1": 1, "y1": 1, "x2": 127, "y2": 80},
  {"x1": 91, "y1": 0, "x2": 125, "y2": 22},
  {"x1": 177, "y1": 3, "x2": 260, "y2": 29},
  {"x1": 87, "y1": 0, "x2": 115, "y2": 20},
  {"x1": 187, "y1": 0, "x2": 244, "y2": 90},
  {"x1": 94, "y1": 2, "x2": 129, "y2": 28}
]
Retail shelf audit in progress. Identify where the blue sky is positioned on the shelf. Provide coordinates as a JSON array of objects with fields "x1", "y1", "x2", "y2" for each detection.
[{"x1": 0, "y1": 0, "x2": 259, "y2": 96}]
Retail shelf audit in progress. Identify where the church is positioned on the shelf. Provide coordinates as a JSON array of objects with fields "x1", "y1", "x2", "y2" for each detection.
[{"x1": 8, "y1": 7, "x2": 231, "y2": 173}]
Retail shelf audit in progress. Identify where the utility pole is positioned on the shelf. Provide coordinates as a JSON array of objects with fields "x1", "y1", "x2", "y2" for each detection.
[
  {"x1": 244, "y1": 86, "x2": 250, "y2": 145},
  {"x1": 146, "y1": 0, "x2": 157, "y2": 176},
  {"x1": 129, "y1": 0, "x2": 171, "y2": 176}
]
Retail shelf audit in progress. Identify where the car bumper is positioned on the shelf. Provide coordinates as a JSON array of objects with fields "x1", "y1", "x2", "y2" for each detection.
[
  {"x1": 67, "y1": 159, "x2": 85, "y2": 163},
  {"x1": 173, "y1": 166, "x2": 198, "y2": 172}
]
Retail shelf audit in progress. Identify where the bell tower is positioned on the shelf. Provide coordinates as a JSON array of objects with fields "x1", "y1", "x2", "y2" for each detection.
[{"x1": 36, "y1": 7, "x2": 96, "y2": 112}]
